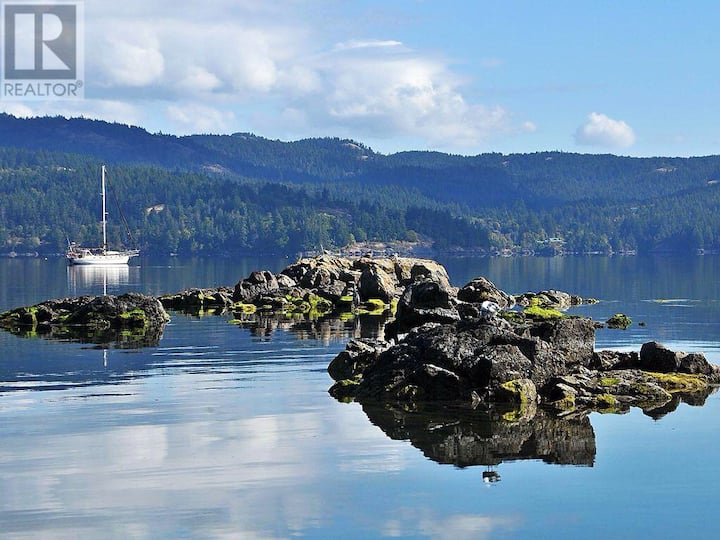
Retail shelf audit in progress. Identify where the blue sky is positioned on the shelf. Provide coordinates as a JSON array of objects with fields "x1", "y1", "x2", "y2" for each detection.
[{"x1": 4, "y1": 0, "x2": 720, "y2": 157}]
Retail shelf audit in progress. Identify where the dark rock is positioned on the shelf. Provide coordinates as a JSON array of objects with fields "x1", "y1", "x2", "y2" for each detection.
[
  {"x1": 592, "y1": 350, "x2": 639, "y2": 371},
  {"x1": 458, "y1": 277, "x2": 515, "y2": 308},
  {"x1": 317, "y1": 256, "x2": 720, "y2": 414},
  {"x1": 276, "y1": 274, "x2": 297, "y2": 289},
  {"x1": 358, "y1": 264, "x2": 398, "y2": 303},
  {"x1": 529, "y1": 318, "x2": 595, "y2": 369},
  {"x1": 406, "y1": 260, "x2": 454, "y2": 290},
  {"x1": 328, "y1": 379, "x2": 361, "y2": 400},
  {"x1": 233, "y1": 270, "x2": 280, "y2": 303},
  {"x1": 281, "y1": 255, "x2": 356, "y2": 285},
  {"x1": 494, "y1": 378, "x2": 538, "y2": 406},
  {"x1": 677, "y1": 352, "x2": 715, "y2": 375},
  {"x1": 160, "y1": 287, "x2": 233, "y2": 311},
  {"x1": 327, "y1": 338, "x2": 389, "y2": 381},
  {"x1": 226, "y1": 255, "x2": 457, "y2": 314},
  {"x1": 407, "y1": 364, "x2": 464, "y2": 400},
  {"x1": 391, "y1": 279, "x2": 460, "y2": 335},
  {"x1": 280, "y1": 255, "x2": 357, "y2": 303},
  {"x1": 639, "y1": 341, "x2": 680, "y2": 372},
  {"x1": 544, "y1": 368, "x2": 716, "y2": 414},
  {"x1": 351, "y1": 316, "x2": 597, "y2": 403}
]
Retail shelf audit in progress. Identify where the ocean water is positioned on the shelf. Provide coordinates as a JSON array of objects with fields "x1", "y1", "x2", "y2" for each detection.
[{"x1": 0, "y1": 255, "x2": 718, "y2": 539}]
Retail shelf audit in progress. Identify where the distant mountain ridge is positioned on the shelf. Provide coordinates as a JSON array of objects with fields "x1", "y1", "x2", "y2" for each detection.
[
  {"x1": 1, "y1": 113, "x2": 719, "y2": 255},
  {"x1": 3, "y1": 113, "x2": 720, "y2": 205}
]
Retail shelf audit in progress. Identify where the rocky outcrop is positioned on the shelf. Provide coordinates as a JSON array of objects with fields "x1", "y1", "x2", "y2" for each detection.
[
  {"x1": 156, "y1": 255, "x2": 455, "y2": 322},
  {"x1": 515, "y1": 289, "x2": 595, "y2": 309},
  {"x1": 328, "y1": 262, "x2": 720, "y2": 415},
  {"x1": 226, "y1": 255, "x2": 455, "y2": 316},
  {"x1": 545, "y1": 365, "x2": 716, "y2": 417},
  {"x1": 0, "y1": 292, "x2": 170, "y2": 347},
  {"x1": 345, "y1": 316, "x2": 598, "y2": 404},
  {"x1": 160, "y1": 287, "x2": 234, "y2": 313}
]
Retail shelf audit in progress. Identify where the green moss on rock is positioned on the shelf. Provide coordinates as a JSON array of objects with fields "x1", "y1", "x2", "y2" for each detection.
[
  {"x1": 647, "y1": 371, "x2": 708, "y2": 393},
  {"x1": 524, "y1": 305, "x2": 564, "y2": 320},
  {"x1": 606, "y1": 313, "x2": 632, "y2": 329}
]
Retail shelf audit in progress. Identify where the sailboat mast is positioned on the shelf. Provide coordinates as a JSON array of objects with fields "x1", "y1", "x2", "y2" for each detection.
[{"x1": 101, "y1": 165, "x2": 107, "y2": 253}]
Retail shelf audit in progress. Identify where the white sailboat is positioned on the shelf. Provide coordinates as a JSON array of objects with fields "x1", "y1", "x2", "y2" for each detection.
[{"x1": 66, "y1": 165, "x2": 140, "y2": 265}]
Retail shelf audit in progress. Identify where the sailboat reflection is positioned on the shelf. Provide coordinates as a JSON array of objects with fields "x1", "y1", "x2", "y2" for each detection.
[{"x1": 67, "y1": 264, "x2": 132, "y2": 296}]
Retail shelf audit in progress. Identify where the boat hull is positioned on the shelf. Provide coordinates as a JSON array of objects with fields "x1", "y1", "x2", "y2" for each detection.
[{"x1": 67, "y1": 250, "x2": 139, "y2": 266}]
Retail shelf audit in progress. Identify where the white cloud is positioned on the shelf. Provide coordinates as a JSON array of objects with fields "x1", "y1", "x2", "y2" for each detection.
[
  {"x1": 166, "y1": 103, "x2": 236, "y2": 134},
  {"x1": 279, "y1": 45, "x2": 526, "y2": 149},
  {"x1": 93, "y1": 26, "x2": 165, "y2": 87},
  {"x1": 8, "y1": 1, "x2": 534, "y2": 152},
  {"x1": 178, "y1": 66, "x2": 223, "y2": 94},
  {"x1": 333, "y1": 39, "x2": 404, "y2": 51},
  {"x1": 575, "y1": 112, "x2": 636, "y2": 149}
]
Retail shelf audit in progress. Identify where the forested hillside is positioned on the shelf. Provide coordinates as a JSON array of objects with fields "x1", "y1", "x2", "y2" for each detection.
[{"x1": 0, "y1": 114, "x2": 719, "y2": 256}]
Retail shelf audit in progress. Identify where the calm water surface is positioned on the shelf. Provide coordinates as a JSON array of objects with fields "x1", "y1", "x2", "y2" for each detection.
[{"x1": 1, "y1": 255, "x2": 719, "y2": 539}]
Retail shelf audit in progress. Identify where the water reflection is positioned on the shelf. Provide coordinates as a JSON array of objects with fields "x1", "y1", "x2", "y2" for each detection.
[
  {"x1": 361, "y1": 402, "x2": 597, "y2": 470},
  {"x1": 50, "y1": 321, "x2": 167, "y2": 349},
  {"x1": 67, "y1": 264, "x2": 134, "y2": 296},
  {"x1": 230, "y1": 313, "x2": 389, "y2": 343},
  {"x1": 0, "y1": 313, "x2": 374, "y2": 393},
  {"x1": 643, "y1": 386, "x2": 718, "y2": 420}
]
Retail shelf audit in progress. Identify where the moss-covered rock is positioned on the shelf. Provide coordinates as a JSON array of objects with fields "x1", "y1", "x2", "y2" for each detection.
[
  {"x1": 606, "y1": 313, "x2": 632, "y2": 329},
  {"x1": 0, "y1": 293, "x2": 170, "y2": 347},
  {"x1": 497, "y1": 378, "x2": 538, "y2": 406}
]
